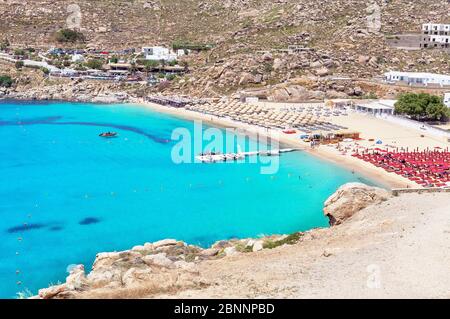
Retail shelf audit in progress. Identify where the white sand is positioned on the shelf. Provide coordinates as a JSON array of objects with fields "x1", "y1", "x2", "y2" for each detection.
[{"x1": 131, "y1": 99, "x2": 449, "y2": 189}]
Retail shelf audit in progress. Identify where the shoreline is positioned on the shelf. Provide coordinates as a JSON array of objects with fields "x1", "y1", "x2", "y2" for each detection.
[
  {"x1": 131, "y1": 98, "x2": 416, "y2": 190},
  {"x1": 1, "y1": 96, "x2": 418, "y2": 188}
]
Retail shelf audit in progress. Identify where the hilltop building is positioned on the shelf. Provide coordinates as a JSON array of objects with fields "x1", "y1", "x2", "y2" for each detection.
[
  {"x1": 420, "y1": 23, "x2": 450, "y2": 49},
  {"x1": 142, "y1": 46, "x2": 182, "y2": 62},
  {"x1": 384, "y1": 71, "x2": 450, "y2": 87}
]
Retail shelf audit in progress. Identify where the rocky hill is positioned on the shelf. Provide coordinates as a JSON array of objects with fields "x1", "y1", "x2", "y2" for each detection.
[{"x1": 2, "y1": 0, "x2": 450, "y2": 97}]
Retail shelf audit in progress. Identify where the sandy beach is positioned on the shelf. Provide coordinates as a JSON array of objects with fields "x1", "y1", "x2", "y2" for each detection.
[{"x1": 129, "y1": 98, "x2": 449, "y2": 189}]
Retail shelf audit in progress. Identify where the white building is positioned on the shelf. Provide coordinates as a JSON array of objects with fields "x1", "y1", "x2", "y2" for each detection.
[
  {"x1": 142, "y1": 46, "x2": 177, "y2": 62},
  {"x1": 444, "y1": 93, "x2": 450, "y2": 108},
  {"x1": 385, "y1": 71, "x2": 450, "y2": 87},
  {"x1": 353, "y1": 100, "x2": 396, "y2": 116},
  {"x1": 71, "y1": 54, "x2": 85, "y2": 63},
  {"x1": 420, "y1": 23, "x2": 450, "y2": 48}
]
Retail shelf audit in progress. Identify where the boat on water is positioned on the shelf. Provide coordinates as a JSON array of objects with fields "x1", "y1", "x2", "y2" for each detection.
[{"x1": 99, "y1": 132, "x2": 118, "y2": 138}]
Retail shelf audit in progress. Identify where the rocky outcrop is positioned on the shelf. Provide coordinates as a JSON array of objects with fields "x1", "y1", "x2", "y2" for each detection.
[
  {"x1": 36, "y1": 183, "x2": 394, "y2": 298},
  {"x1": 38, "y1": 239, "x2": 205, "y2": 299},
  {"x1": 36, "y1": 233, "x2": 293, "y2": 299},
  {"x1": 323, "y1": 183, "x2": 392, "y2": 226},
  {"x1": 4, "y1": 80, "x2": 130, "y2": 103}
]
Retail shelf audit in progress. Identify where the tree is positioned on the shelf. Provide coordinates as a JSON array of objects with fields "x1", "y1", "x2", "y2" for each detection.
[
  {"x1": 40, "y1": 67, "x2": 50, "y2": 76},
  {"x1": 425, "y1": 102, "x2": 450, "y2": 121},
  {"x1": 166, "y1": 74, "x2": 176, "y2": 81},
  {"x1": 0, "y1": 38, "x2": 10, "y2": 51},
  {"x1": 15, "y1": 61, "x2": 24, "y2": 69},
  {"x1": 0, "y1": 75, "x2": 13, "y2": 88},
  {"x1": 55, "y1": 28, "x2": 85, "y2": 43},
  {"x1": 14, "y1": 49, "x2": 26, "y2": 56},
  {"x1": 129, "y1": 62, "x2": 138, "y2": 74},
  {"x1": 181, "y1": 61, "x2": 189, "y2": 72},
  {"x1": 142, "y1": 60, "x2": 159, "y2": 77},
  {"x1": 395, "y1": 93, "x2": 450, "y2": 121},
  {"x1": 84, "y1": 59, "x2": 104, "y2": 70}
]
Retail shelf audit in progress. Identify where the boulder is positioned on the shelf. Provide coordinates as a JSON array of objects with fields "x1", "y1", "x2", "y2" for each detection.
[
  {"x1": 357, "y1": 55, "x2": 371, "y2": 64},
  {"x1": 174, "y1": 260, "x2": 197, "y2": 271},
  {"x1": 238, "y1": 72, "x2": 255, "y2": 85},
  {"x1": 38, "y1": 284, "x2": 67, "y2": 299},
  {"x1": 121, "y1": 267, "x2": 153, "y2": 287},
  {"x1": 152, "y1": 239, "x2": 178, "y2": 249},
  {"x1": 200, "y1": 248, "x2": 220, "y2": 257},
  {"x1": 273, "y1": 58, "x2": 284, "y2": 70},
  {"x1": 315, "y1": 67, "x2": 330, "y2": 77},
  {"x1": 323, "y1": 183, "x2": 391, "y2": 226},
  {"x1": 252, "y1": 241, "x2": 264, "y2": 252},
  {"x1": 65, "y1": 265, "x2": 88, "y2": 290},
  {"x1": 224, "y1": 246, "x2": 238, "y2": 257},
  {"x1": 261, "y1": 52, "x2": 273, "y2": 61},
  {"x1": 143, "y1": 253, "x2": 174, "y2": 268}
]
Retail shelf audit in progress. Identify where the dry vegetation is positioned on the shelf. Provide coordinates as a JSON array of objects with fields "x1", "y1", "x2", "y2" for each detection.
[{"x1": 2, "y1": 1, "x2": 450, "y2": 96}]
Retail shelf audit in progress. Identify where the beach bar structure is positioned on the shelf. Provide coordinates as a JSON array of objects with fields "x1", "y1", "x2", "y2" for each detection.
[
  {"x1": 353, "y1": 100, "x2": 396, "y2": 115},
  {"x1": 145, "y1": 95, "x2": 195, "y2": 108},
  {"x1": 319, "y1": 130, "x2": 361, "y2": 144}
]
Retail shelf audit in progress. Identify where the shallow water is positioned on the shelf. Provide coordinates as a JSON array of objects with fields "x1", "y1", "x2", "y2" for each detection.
[{"x1": 0, "y1": 100, "x2": 378, "y2": 298}]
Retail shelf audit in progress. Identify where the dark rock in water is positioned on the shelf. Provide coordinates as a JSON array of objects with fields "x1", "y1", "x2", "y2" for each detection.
[
  {"x1": 7, "y1": 223, "x2": 46, "y2": 233},
  {"x1": 79, "y1": 217, "x2": 101, "y2": 225},
  {"x1": 49, "y1": 226, "x2": 63, "y2": 232}
]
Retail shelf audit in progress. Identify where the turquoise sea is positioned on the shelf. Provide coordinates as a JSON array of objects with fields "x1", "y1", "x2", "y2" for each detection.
[{"x1": 0, "y1": 100, "x2": 377, "y2": 298}]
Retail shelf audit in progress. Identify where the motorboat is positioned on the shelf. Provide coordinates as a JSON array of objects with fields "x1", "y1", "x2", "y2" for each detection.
[{"x1": 99, "y1": 132, "x2": 118, "y2": 138}]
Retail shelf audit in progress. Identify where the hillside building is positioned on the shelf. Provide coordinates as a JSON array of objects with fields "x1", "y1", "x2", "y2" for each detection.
[
  {"x1": 142, "y1": 46, "x2": 177, "y2": 62},
  {"x1": 385, "y1": 71, "x2": 450, "y2": 87},
  {"x1": 420, "y1": 23, "x2": 450, "y2": 49}
]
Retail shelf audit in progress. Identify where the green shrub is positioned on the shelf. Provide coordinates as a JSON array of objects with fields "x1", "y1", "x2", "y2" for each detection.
[
  {"x1": 15, "y1": 61, "x2": 24, "y2": 69},
  {"x1": 395, "y1": 92, "x2": 450, "y2": 121},
  {"x1": 40, "y1": 67, "x2": 50, "y2": 75},
  {"x1": 14, "y1": 49, "x2": 26, "y2": 56},
  {"x1": 0, "y1": 75, "x2": 13, "y2": 87},
  {"x1": 84, "y1": 59, "x2": 104, "y2": 70},
  {"x1": 263, "y1": 233, "x2": 303, "y2": 249},
  {"x1": 364, "y1": 92, "x2": 378, "y2": 99},
  {"x1": 55, "y1": 28, "x2": 85, "y2": 43},
  {"x1": 172, "y1": 40, "x2": 213, "y2": 51},
  {"x1": 0, "y1": 38, "x2": 10, "y2": 51},
  {"x1": 234, "y1": 242, "x2": 253, "y2": 253},
  {"x1": 166, "y1": 74, "x2": 176, "y2": 81},
  {"x1": 74, "y1": 64, "x2": 87, "y2": 71}
]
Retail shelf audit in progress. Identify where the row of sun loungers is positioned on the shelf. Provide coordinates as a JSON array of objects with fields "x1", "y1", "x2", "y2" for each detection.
[{"x1": 185, "y1": 101, "x2": 347, "y2": 132}]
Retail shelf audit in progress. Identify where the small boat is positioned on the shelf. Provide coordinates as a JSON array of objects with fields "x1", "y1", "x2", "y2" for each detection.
[{"x1": 99, "y1": 132, "x2": 118, "y2": 138}]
